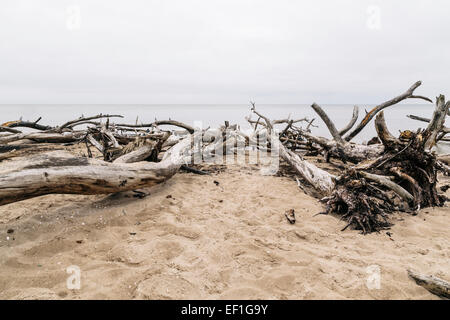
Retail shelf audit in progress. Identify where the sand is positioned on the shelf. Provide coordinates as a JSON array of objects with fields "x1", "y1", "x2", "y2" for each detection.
[{"x1": 0, "y1": 161, "x2": 449, "y2": 300}]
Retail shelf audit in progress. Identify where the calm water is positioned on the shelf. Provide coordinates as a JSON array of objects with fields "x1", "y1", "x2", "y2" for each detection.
[{"x1": 1, "y1": 104, "x2": 448, "y2": 145}]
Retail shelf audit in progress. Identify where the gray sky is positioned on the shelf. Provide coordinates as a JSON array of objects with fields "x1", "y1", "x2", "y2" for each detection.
[{"x1": 0, "y1": 0, "x2": 449, "y2": 104}]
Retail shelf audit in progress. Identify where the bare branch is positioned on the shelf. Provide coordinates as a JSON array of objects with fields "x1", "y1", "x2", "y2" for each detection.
[
  {"x1": 115, "y1": 120, "x2": 194, "y2": 134},
  {"x1": 58, "y1": 114, "x2": 124, "y2": 131},
  {"x1": 345, "y1": 81, "x2": 431, "y2": 142},
  {"x1": 424, "y1": 96, "x2": 449, "y2": 149},
  {"x1": 339, "y1": 105, "x2": 359, "y2": 136},
  {"x1": 311, "y1": 103, "x2": 344, "y2": 144}
]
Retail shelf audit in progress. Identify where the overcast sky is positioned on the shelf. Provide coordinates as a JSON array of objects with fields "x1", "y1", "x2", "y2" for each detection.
[{"x1": 0, "y1": 0, "x2": 449, "y2": 104}]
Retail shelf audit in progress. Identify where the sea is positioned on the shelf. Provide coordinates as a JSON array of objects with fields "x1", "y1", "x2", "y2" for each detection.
[{"x1": 1, "y1": 104, "x2": 449, "y2": 152}]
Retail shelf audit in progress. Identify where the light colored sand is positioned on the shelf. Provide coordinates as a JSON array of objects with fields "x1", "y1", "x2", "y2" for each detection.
[{"x1": 0, "y1": 164, "x2": 449, "y2": 300}]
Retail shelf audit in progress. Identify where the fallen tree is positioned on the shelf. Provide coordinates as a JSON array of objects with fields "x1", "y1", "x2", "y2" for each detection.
[
  {"x1": 248, "y1": 85, "x2": 448, "y2": 233},
  {"x1": 0, "y1": 135, "x2": 192, "y2": 206},
  {"x1": 0, "y1": 81, "x2": 447, "y2": 234}
]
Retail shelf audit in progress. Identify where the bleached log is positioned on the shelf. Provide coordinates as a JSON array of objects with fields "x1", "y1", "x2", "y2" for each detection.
[
  {"x1": 407, "y1": 269, "x2": 450, "y2": 299},
  {"x1": 0, "y1": 131, "x2": 85, "y2": 144},
  {"x1": 0, "y1": 126, "x2": 21, "y2": 134},
  {"x1": 279, "y1": 142, "x2": 336, "y2": 194},
  {"x1": 113, "y1": 144, "x2": 155, "y2": 164},
  {"x1": 86, "y1": 134, "x2": 104, "y2": 153},
  {"x1": 0, "y1": 136, "x2": 192, "y2": 206}
]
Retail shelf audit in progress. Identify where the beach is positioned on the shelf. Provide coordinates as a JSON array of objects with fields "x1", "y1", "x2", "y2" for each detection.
[{"x1": 0, "y1": 151, "x2": 448, "y2": 300}]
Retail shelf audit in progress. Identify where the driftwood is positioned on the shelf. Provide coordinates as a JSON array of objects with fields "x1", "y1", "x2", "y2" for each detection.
[
  {"x1": 249, "y1": 83, "x2": 447, "y2": 233},
  {"x1": 344, "y1": 81, "x2": 432, "y2": 141},
  {"x1": 339, "y1": 106, "x2": 359, "y2": 136},
  {"x1": 407, "y1": 269, "x2": 450, "y2": 299},
  {"x1": 0, "y1": 80, "x2": 447, "y2": 234},
  {"x1": 1, "y1": 118, "x2": 52, "y2": 131},
  {"x1": 0, "y1": 136, "x2": 191, "y2": 206}
]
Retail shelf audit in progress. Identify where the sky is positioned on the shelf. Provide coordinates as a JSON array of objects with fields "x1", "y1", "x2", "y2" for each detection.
[{"x1": 0, "y1": 0, "x2": 449, "y2": 104}]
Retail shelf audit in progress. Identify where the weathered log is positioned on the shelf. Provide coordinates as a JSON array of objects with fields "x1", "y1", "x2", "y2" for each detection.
[
  {"x1": 407, "y1": 269, "x2": 450, "y2": 299},
  {"x1": 249, "y1": 104, "x2": 336, "y2": 194},
  {"x1": 0, "y1": 131, "x2": 85, "y2": 144},
  {"x1": 115, "y1": 120, "x2": 195, "y2": 134},
  {"x1": 0, "y1": 126, "x2": 22, "y2": 134},
  {"x1": 113, "y1": 144, "x2": 156, "y2": 163},
  {"x1": 297, "y1": 128, "x2": 384, "y2": 163},
  {"x1": 0, "y1": 136, "x2": 192, "y2": 206},
  {"x1": 279, "y1": 145, "x2": 336, "y2": 194}
]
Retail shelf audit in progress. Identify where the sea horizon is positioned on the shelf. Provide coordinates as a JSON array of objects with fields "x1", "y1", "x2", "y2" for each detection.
[{"x1": 1, "y1": 103, "x2": 446, "y2": 144}]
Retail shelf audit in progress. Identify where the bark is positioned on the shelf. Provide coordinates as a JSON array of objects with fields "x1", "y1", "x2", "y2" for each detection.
[
  {"x1": 375, "y1": 112, "x2": 401, "y2": 146},
  {"x1": 0, "y1": 131, "x2": 85, "y2": 144},
  {"x1": 311, "y1": 103, "x2": 345, "y2": 144},
  {"x1": 1, "y1": 118, "x2": 53, "y2": 131},
  {"x1": 339, "y1": 105, "x2": 359, "y2": 136},
  {"x1": 115, "y1": 120, "x2": 195, "y2": 134},
  {"x1": 279, "y1": 144, "x2": 336, "y2": 194},
  {"x1": 0, "y1": 136, "x2": 192, "y2": 206},
  {"x1": 424, "y1": 95, "x2": 450, "y2": 150},
  {"x1": 407, "y1": 269, "x2": 450, "y2": 299}
]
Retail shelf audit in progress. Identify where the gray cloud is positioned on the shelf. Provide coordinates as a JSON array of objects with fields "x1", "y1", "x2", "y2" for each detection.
[{"x1": 0, "y1": 0, "x2": 448, "y2": 103}]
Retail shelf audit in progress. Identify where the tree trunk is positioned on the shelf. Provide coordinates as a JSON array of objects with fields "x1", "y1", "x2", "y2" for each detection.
[{"x1": 0, "y1": 137, "x2": 191, "y2": 206}]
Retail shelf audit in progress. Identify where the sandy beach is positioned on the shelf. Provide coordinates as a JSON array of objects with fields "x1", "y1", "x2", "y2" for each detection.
[
  {"x1": 2, "y1": 0, "x2": 450, "y2": 305},
  {"x1": 0, "y1": 152, "x2": 448, "y2": 300}
]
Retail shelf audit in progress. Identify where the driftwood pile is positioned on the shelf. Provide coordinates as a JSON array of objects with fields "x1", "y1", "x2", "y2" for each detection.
[{"x1": 0, "y1": 81, "x2": 449, "y2": 235}]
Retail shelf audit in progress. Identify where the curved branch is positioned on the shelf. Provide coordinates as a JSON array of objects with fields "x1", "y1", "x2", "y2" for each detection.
[
  {"x1": 345, "y1": 81, "x2": 431, "y2": 142},
  {"x1": 339, "y1": 105, "x2": 359, "y2": 136},
  {"x1": 375, "y1": 111, "x2": 401, "y2": 146},
  {"x1": 311, "y1": 103, "x2": 344, "y2": 144},
  {"x1": 58, "y1": 114, "x2": 124, "y2": 131}
]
